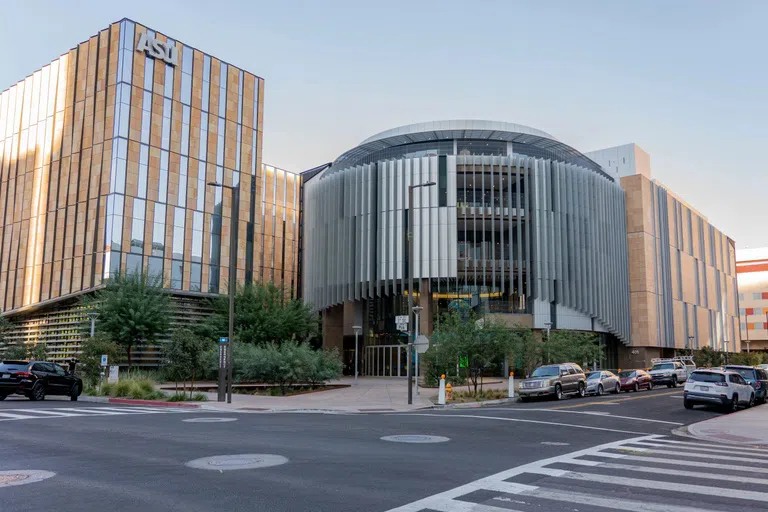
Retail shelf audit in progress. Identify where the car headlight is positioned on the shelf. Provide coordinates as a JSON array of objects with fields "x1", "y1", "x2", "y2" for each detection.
[{"x1": 664, "y1": 372, "x2": 672, "y2": 377}]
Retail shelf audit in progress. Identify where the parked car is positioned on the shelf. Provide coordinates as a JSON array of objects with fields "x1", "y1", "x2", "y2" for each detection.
[
  {"x1": 724, "y1": 365, "x2": 768, "y2": 405},
  {"x1": 585, "y1": 371, "x2": 621, "y2": 395},
  {"x1": 683, "y1": 369, "x2": 755, "y2": 412},
  {"x1": 617, "y1": 369, "x2": 653, "y2": 392},
  {"x1": 519, "y1": 363, "x2": 587, "y2": 401},
  {"x1": 0, "y1": 360, "x2": 83, "y2": 401},
  {"x1": 649, "y1": 359, "x2": 688, "y2": 387}
]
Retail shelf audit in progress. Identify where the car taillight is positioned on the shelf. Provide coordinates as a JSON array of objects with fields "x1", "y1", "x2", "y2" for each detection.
[{"x1": 15, "y1": 372, "x2": 32, "y2": 377}]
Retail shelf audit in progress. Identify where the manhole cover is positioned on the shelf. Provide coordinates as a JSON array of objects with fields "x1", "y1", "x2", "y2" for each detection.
[
  {"x1": 182, "y1": 417, "x2": 238, "y2": 423},
  {"x1": 185, "y1": 454, "x2": 288, "y2": 471},
  {"x1": 0, "y1": 471, "x2": 55, "y2": 488},
  {"x1": 381, "y1": 435, "x2": 450, "y2": 444}
]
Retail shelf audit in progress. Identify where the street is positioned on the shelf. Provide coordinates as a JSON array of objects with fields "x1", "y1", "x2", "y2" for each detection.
[{"x1": 2, "y1": 389, "x2": 767, "y2": 511}]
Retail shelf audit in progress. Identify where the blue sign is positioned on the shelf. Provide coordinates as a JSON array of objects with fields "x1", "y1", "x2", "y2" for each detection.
[
  {"x1": 100, "y1": 355, "x2": 108, "y2": 366},
  {"x1": 219, "y1": 337, "x2": 229, "y2": 344}
]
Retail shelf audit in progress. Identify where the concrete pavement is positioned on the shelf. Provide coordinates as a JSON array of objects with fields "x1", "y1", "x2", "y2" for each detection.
[{"x1": 686, "y1": 403, "x2": 768, "y2": 446}]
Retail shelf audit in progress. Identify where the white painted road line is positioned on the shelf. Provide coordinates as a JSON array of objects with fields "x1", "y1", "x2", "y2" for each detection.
[
  {"x1": 596, "y1": 461, "x2": 768, "y2": 485},
  {"x1": 519, "y1": 488, "x2": 727, "y2": 512},
  {"x1": 534, "y1": 409, "x2": 684, "y2": 425},
  {"x1": 601, "y1": 447, "x2": 768, "y2": 465},
  {"x1": 5, "y1": 409, "x2": 84, "y2": 417},
  {"x1": 647, "y1": 437, "x2": 768, "y2": 454},
  {"x1": 397, "y1": 413, "x2": 650, "y2": 435},
  {"x1": 558, "y1": 471, "x2": 768, "y2": 502},
  {"x1": 619, "y1": 454, "x2": 768, "y2": 474},
  {"x1": 629, "y1": 440, "x2": 768, "y2": 457},
  {"x1": 0, "y1": 406, "x2": 195, "y2": 422},
  {"x1": 0, "y1": 412, "x2": 37, "y2": 420}
]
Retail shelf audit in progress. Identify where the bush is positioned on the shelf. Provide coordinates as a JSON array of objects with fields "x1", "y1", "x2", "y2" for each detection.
[
  {"x1": 78, "y1": 333, "x2": 122, "y2": 386},
  {"x1": 96, "y1": 377, "x2": 164, "y2": 400}
]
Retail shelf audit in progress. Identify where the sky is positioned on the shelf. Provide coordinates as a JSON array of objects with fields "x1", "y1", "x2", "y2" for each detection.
[{"x1": 1, "y1": 0, "x2": 765, "y2": 248}]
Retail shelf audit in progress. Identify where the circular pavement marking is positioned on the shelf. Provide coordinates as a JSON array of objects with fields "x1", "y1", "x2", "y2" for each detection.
[
  {"x1": 185, "y1": 454, "x2": 288, "y2": 471},
  {"x1": 381, "y1": 435, "x2": 450, "y2": 444},
  {"x1": 540, "y1": 441, "x2": 570, "y2": 446},
  {"x1": 0, "y1": 470, "x2": 55, "y2": 488},
  {"x1": 182, "y1": 417, "x2": 238, "y2": 423}
]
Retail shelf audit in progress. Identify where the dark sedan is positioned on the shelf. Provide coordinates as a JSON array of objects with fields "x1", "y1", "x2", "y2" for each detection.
[
  {"x1": 618, "y1": 369, "x2": 653, "y2": 392},
  {"x1": 0, "y1": 361, "x2": 83, "y2": 401}
]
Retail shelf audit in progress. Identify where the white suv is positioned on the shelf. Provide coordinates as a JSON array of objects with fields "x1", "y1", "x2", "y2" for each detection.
[{"x1": 684, "y1": 369, "x2": 756, "y2": 412}]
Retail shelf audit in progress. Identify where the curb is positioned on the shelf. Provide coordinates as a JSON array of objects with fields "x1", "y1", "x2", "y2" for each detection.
[
  {"x1": 79, "y1": 395, "x2": 201, "y2": 408},
  {"x1": 428, "y1": 397, "x2": 517, "y2": 409}
]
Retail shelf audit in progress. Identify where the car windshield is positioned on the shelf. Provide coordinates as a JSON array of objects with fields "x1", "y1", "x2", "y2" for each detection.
[
  {"x1": 689, "y1": 372, "x2": 725, "y2": 383},
  {"x1": 617, "y1": 371, "x2": 636, "y2": 378},
  {"x1": 531, "y1": 367, "x2": 559, "y2": 377},
  {"x1": 652, "y1": 363, "x2": 674, "y2": 371},
  {"x1": 587, "y1": 373, "x2": 601, "y2": 380},
  {"x1": 725, "y1": 367, "x2": 755, "y2": 380}
]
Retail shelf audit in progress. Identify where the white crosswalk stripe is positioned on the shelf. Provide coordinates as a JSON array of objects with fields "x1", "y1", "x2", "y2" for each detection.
[
  {"x1": 386, "y1": 434, "x2": 768, "y2": 512},
  {"x1": 0, "y1": 406, "x2": 194, "y2": 421}
]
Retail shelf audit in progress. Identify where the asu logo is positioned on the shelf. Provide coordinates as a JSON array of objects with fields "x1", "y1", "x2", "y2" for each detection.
[{"x1": 136, "y1": 32, "x2": 178, "y2": 67}]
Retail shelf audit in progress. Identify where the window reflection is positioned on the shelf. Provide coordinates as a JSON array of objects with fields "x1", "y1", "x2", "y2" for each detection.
[
  {"x1": 190, "y1": 262, "x2": 202, "y2": 291},
  {"x1": 159, "y1": 150, "x2": 169, "y2": 203},
  {"x1": 138, "y1": 144, "x2": 149, "y2": 198},
  {"x1": 126, "y1": 253, "x2": 142, "y2": 276},
  {"x1": 164, "y1": 60, "x2": 174, "y2": 99},
  {"x1": 153, "y1": 203, "x2": 166, "y2": 256},
  {"x1": 171, "y1": 260, "x2": 183, "y2": 290},
  {"x1": 178, "y1": 156, "x2": 188, "y2": 207},
  {"x1": 173, "y1": 207, "x2": 185, "y2": 259},
  {"x1": 181, "y1": 105, "x2": 190, "y2": 156},
  {"x1": 131, "y1": 198, "x2": 146, "y2": 254},
  {"x1": 148, "y1": 256, "x2": 163, "y2": 280},
  {"x1": 161, "y1": 98, "x2": 171, "y2": 150},
  {"x1": 141, "y1": 91, "x2": 151, "y2": 145},
  {"x1": 192, "y1": 211, "x2": 203, "y2": 262}
]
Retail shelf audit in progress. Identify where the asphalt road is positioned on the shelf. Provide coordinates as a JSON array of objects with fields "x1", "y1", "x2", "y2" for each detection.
[{"x1": 2, "y1": 387, "x2": 766, "y2": 511}]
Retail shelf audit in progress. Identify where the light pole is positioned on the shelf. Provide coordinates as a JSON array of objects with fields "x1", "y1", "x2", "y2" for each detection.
[
  {"x1": 208, "y1": 181, "x2": 240, "y2": 404},
  {"x1": 407, "y1": 180, "x2": 436, "y2": 405},
  {"x1": 544, "y1": 321, "x2": 552, "y2": 363},
  {"x1": 86, "y1": 311, "x2": 99, "y2": 338},
  {"x1": 352, "y1": 325, "x2": 361, "y2": 385},
  {"x1": 745, "y1": 315, "x2": 751, "y2": 353},
  {"x1": 412, "y1": 306, "x2": 423, "y2": 396},
  {"x1": 687, "y1": 335, "x2": 694, "y2": 357}
]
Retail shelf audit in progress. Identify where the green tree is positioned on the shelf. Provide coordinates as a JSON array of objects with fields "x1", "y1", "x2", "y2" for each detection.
[
  {"x1": 541, "y1": 330, "x2": 602, "y2": 368},
  {"x1": 0, "y1": 315, "x2": 11, "y2": 344},
  {"x1": 509, "y1": 326, "x2": 540, "y2": 378},
  {"x1": 302, "y1": 347, "x2": 343, "y2": 389},
  {"x1": 28, "y1": 343, "x2": 48, "y2": 361},
  {"x1": 83, "y1": 272, "x2": 172, "y2": 367},
  {"x1": 164, "y1": 328, "x2": 209, "y2": 398},
  {"x1": 429, "y1": 312, "x2": 513, "y2": 396},
  {"x1": 79, "y1": 333, "x2": 122, "y2": 385},
  {"x1": 200, "y1": 282, "x2": 317, "y2": 345},
  {"x1": 2, "y1": 343, "x2": 28, "y2": 360}
]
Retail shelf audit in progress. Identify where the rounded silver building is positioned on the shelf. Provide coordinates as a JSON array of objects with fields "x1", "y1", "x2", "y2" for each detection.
[{"x1": 302, "y1": 120, "x2": 630, "y2": 374}]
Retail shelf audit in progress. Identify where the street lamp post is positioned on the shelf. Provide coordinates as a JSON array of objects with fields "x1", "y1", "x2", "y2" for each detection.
[
  {"x1": 208, "y1": 181, "x2": 240, "y2": 404},
  {"x1": 352, "y1": 325, "x2": 361, "y2": 385},
  {"x1": 86, "y1": 311, "x2": 99, "y2": 338},
  {"x1": 745, "y1": 316, "x2": 751, "y2": 353},
  {"x1": 412, "y1": 306, "x2": 423, "y2": 396},
  {"x1": 543, "y1": 321, "x2": 552, "y2": 363},
  {"x1": 687, "y1": 335, "x2": 694, "y2": 357},
  {"x1": 407, "y1": 180, "x2": 436, "y2": 405}
]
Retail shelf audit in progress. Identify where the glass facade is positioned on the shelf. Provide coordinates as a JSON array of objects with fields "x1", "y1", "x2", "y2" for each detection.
[{"x1": 0, "y1": 19, "x2": 269, "y2": 316}]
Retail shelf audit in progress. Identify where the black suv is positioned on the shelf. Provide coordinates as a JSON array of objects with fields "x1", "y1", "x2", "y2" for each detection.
[{"x1": 0, "y1": 360, "x2": 83, "y2": 401}]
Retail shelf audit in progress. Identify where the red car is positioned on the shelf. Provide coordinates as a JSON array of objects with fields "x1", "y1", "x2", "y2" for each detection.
[{"x1": 618, "y1": 369, "x2": 653, "y2": 392}]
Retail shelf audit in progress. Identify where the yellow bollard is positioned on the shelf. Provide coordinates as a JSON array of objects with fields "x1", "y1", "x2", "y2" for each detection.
[{"x1": 446, "y1": 382, "x2": 453, "y2": 401}]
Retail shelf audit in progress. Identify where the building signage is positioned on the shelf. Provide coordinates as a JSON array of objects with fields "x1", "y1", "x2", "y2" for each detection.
[{"x1": 136, "y1": 32, "x2": 178, "y2": 66}]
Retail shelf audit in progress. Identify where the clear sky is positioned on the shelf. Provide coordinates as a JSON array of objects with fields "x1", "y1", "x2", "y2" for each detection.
[{"x1": 1, "y1": 0, "x2": 765, "y2": 248}]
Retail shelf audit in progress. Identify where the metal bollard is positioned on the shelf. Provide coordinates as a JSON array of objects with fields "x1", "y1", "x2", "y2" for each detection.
[
  {"x1": 509, "y1": 371, "x2": 515, "y2": 398},
  {"x1": 438, "y1": 374, "x2": 446, "y2": 405}
]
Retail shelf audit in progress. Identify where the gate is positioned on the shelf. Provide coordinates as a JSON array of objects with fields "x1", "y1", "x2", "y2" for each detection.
[{"x1": 364, "y1": 344, "x2": 407, "y2": 377}]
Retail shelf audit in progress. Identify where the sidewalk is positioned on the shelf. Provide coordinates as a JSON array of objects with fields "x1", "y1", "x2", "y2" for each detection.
[
  {"x1": 683, "y1": 404, "x2": 768, "y2": 447},
  {"x1": 193, "y1": 377, "x2": 435, "y2": 413}
]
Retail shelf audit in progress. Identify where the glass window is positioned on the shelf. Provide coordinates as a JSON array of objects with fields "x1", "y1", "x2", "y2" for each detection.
[
  {"x1": 178, "y1": 156, "x2": 188, "y2": 207},
  {"x1": 110, "y1": 195, "x2": 124, "y2": 252},
  {"x1": 208, "y1": 264, "x2": 219, "y2": 293},
  {"x1": 181, "y1": 105, "x2": 190, "y2": 157},
  {"x1": 190, "y1": 262, "x2": 202, "y2": 291},
  {"x1": 126, "y1": 253, "x2": 142, "y2": 275},
  {"x1": 153, "y1": 203, "x2": 166, "y2": 256},
  {"x1": 110, "y1": 138, "x2": 127, "y2": 194},
  {"x1": 755, "y1": 292, "x2": 763, "y2": 300},
  {"x1": 141, "y1": 91, "x2": 151, "y2": 145},
  {"x1": 147, "y1": 256, "x2": 163, "y2": 280},
  {"x1": 216, "y1": 117, "x2": 225, "y2": 166},
  {"x1": 219, "y1": 62, "x2": 227, "y2": 116},
  {"x1": 173, "y1": 207, "x2": 185, "y2": 259},
  {"x1": 196, "y1": 160, "x2": 206, "y2": 211},
  {"x1": 131, "y1": 199, "x2": 146, "y2": 254},
  {"x1": 143, "y1": 50, "x2": 154, "y2": 92},
  {"x1": 159, "y1": 150, "x2": 169, "y2": 203},
  {"x1": 199, "y1": 112, "x2": 208, "y2": 161},
  {"x1": 161, "y1": 98, "x2": 171, "y2": 150},
  {"x1": 170, "y1": 260, "x2": 182, "y2": 290},
  {"x1": 108, "y1": 251, "x2": 121, "y2": 277},
  {"x1": 138, "y1": 144, "x2": 149, "y2": 198},
  {"x1": 164, "y1": 62, "x2": 174, "y2": 99},
  {"x1": 192, "y1": 211, "x2": 203, "y2": 262},
  {"x1": 438, "y1": 155, "x2": 447, "y2": 207}
]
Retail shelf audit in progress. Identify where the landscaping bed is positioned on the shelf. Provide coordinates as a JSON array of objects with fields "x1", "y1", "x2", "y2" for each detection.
[{"x1": 160, "y1": 383, "x2": 349, "y2": 397}]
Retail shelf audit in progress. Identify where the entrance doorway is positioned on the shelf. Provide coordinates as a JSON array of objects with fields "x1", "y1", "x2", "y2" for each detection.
[{"x1": 364, "y1": 345, "x2": 407, "y2": 377}]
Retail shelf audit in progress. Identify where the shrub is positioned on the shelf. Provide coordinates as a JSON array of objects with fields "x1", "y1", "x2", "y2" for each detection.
[
  {"x1": 167, "y1": 393, "x2": 187, "y2": 402},
  {"x1": 96, "y1": 377, "x2": 164, "y2": 400},
  {"x1": 78, "y1": 333, "x2": 122, "y2": 386}
]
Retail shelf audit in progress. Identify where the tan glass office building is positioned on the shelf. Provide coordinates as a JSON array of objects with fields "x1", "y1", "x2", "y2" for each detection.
[{"x1": 0, "y1": 19, "x2": 301, "y2": 364}]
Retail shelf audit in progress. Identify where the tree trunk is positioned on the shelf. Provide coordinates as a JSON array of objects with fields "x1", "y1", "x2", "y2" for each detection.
[{"x1": 190, "y1": 369, "x2": 196, "y2": 399}]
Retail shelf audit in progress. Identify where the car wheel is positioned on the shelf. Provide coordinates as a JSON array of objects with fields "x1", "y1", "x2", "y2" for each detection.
[
  {"x1": 519, "y1": 396, "x2": 529, "y2": 403},
  {"x1": 555, "y1": 384, "x2": 563, "y2": 400},
  {"x1": 597, "y1": 384, "x2": 604, "y2": 396},
  {"x1": 684, "y1": 399, "x2": 694, "y2": 409},
  {"x1": 70, "y1": 383, "x2": 80, "y2": 401},
  {"x1": 634, "y1": 382, "x2": 640, "y2": 392},
  {"x1": 30, "y1": 382, "x2": 46, "y2": 401},
  {"x1": 0, "y1": 394, "x2": 6, "y2": 401},
  {"x1": 648, "y1": 381, "x2": 654, "y2": 391},
  {"x1": 577, "y1": 382, "x2": 585, "y2": 398},
  {"x1": 728, "y1": 394, "x2": 739, "y2": 413},
  {"x1": 614, "y1": 383, "x2": 621, "y2": 394},
  {"x1": 671, "y1": 376, "x2": 678, "y2": 388},
  {"x1": 748, "y1": 394, "x2": 755, "y2": 408}
]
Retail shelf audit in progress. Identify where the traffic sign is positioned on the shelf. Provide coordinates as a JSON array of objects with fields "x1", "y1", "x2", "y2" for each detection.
[
  {"x1": 100, "y1": 355, "x2": 108, "y2": 367},
  {"x1": 414, "y1": 334, "x2": 430, "y2": 354},
  {"x1": 395, "y1": 315, "x2": 409, "y2": 332},
  {"x1": 219, "y1": 337, "x2": 229, "y2": 344}
]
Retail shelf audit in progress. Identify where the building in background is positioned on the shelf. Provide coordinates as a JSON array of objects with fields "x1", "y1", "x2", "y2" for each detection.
[
  {"x1": 0, "y1": 19, "x2": 269, "y2": 364},
  {"x1": 303, "y1": 120, "x2": 631, "y2": 373},
  {"x1": 736, "y1": 247, "x2": 768, "y2": 352},
  {"x1": 587, "y1": 144, "x2": 740, "y2": 368}
]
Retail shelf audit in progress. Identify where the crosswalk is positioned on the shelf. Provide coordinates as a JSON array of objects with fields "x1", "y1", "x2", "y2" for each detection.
[
  {"x1": 0, "y1": 406, "x2": 194, "y2": 422},
  {"x1": 387, "y1": 434, "x2": 768, "y2": 511}
]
